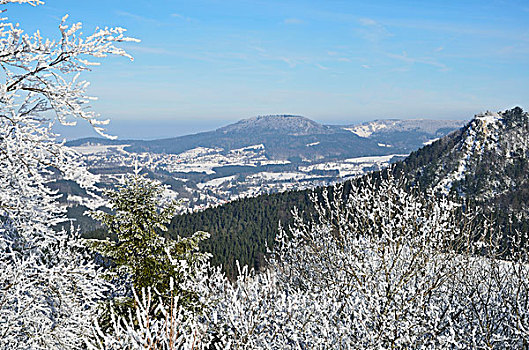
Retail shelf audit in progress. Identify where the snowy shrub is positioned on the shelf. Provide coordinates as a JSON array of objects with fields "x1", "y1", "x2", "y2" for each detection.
[
  {"x1": 268, "y1": 173, "x2": 529, "y2": 348},
  {"x1": 0, "y1": 0, "x2": 136, "y2": 347},
  {"x1": 89, "y1": 173, "x2": 529, "y2": 349},
  {"x1": 86, "y1": 253, "x2": 227, "y2": 350}
]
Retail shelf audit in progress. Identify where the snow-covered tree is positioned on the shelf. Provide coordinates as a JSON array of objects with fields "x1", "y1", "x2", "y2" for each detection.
[
  {"x1": 87, "y1": 172, "x2": 529, "y2": 349},
  {"x1": 0, "y1": 1, "x2": 137, "y2": 347},
  {"x1": 87, "y1": 259, "x2": 227, "y2": 350},
  {"x1": 265, "y1": 173, "x2": 529, "y2": 348},
  {"x1": 88, "y1": 172, "x2": 212, "y2": 315}
]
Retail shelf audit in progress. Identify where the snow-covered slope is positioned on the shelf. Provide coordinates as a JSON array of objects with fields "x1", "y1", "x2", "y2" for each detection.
[
  {"x1": 395, "y1": 107, "x2": 529, "y2": 212},
  {"x1": 344, "y1": 119, "x2": 465, "y2": 138},
  {"x1": 343, "y1": 119, "x2": 466, "y2": 151},
  {"x1": 217, "y1": 115, "x2": 332, "y2": 136}
]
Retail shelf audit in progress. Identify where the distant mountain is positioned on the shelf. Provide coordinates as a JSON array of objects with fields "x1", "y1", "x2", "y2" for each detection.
[
  {"x1": 217, "y1": 115, "x2": 332, "y2": 136},
  {"x1": 64, "y1": 114, "x2": 466, "y2": 272},
  {"x1": 162, "y1": 108, "x2": 529, "y2": 276},
  {"x1": 343, "y1": 119, "x2": 465, "y2": 151},
  {"x1": 394, "y1": 107, "x2": 529, "y2": 214},
  {"x1": 75, "y1": 108, "x2": 529, "y2": 277},
  {"x1": 67, "y1": 115, "x2": 464, "y2": 162}
]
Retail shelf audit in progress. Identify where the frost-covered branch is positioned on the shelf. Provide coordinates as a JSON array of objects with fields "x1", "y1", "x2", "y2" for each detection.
[
  {"x1": 90, "y1": 173, "x2": 529, "y2": 348},
  {"x1": 0, "y1": 1, "x2": 136, "y2": 348}
]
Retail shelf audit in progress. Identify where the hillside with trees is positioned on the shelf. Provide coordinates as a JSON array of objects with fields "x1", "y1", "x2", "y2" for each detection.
[
  {"x1": 164, "y1": 108, "x2": 529, "y2": 276},
  {"x1": 3, "y1": 1, "x2": 529, "y2": 348},
  {"x1": 394, "y1": 107, "x2": 529, "y2": 212}
]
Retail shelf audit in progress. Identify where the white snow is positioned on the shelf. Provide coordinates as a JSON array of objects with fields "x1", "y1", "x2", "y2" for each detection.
[
  {"x1": 173, "y1": 177, "x2": 189, "y2": 182},
  {"x1": 72, "y1": 144, "x2": 130, "y2": 155},
  {"x1": 423, "y1": 138, "x2": 439, "y2": 146},
  {"x1": 196, "y1": 175, "x2": 237, "y2": 189},
  {"x1": 230, "y1": 144, "x2": 265, "y2": 154},
  {"x1": 300, "y1": 154, "x2": 408, "y2": 177},
  {"x1": 65, "y1": 194, "x2": 106, "y2": 210},
  {"x1": 434, "y1": 111, "x2": 501, "y2": 195},
  {"x1": 476, "y1": 111, "x2": 501, "y2": 123},
  {"x1": 178, "y1": 147, "x2": 223, "y2": 158},
  {"x1": 342, "y1": 126, "x2": 371, "y2": 138},
  {"x1": 259, "y1": 159, "x2": 291, "y2": 165},
  {"x1": 248, "y1": 172, "x2": 312, "y2": 181},
  {"x1": 345, "y1": 154, "x2": 407, "y2": 163},
  {"x1": 343, "y1": 122, "x2": 389, "y2": 138}
]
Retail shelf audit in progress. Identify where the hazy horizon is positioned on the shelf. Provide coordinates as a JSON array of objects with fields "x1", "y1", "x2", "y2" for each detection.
[
  {"x1": 8, "y1": 0, "x2": 528, "y2": 133},
  {"x1": 53, "y1": 111, "x2": 477, "y2": 141}
]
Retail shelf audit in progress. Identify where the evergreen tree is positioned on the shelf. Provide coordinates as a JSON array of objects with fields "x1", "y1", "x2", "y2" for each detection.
[{"x1": 89, "y1": 171, "x2": 210, "y2": 310}]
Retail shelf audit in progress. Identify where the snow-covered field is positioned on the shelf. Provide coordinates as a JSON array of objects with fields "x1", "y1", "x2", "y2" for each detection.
[
  {"x1": 72, "y1": 144, "x2": 131, "y2": 155},
  {"x1": 197, "y1": 175, "x2": 237, "y2": 189},
  {"x1": 300, "y1": 154, "x2": 407, "y2": 177},
  {"x1": 342, "y1": 123, "x2": 390, "y2": 138},
  {"x1": 68, "y1": 142, "x2": 407, "y2": 210}
]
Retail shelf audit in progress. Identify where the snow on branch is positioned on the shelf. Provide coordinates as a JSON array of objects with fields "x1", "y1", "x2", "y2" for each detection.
[{"x1": 0, "y1": 1, "x2": 136, "y2": 348}]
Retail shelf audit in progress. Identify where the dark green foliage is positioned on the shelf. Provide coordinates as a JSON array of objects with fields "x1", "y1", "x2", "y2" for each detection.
[
  {"x1": 168, "y1": 189, "x2": 314, "y2": 278},
  {"x1": 64, "y1": 205, "x2": 106, "y2": 234},
  {"x1": 88, "y1": 174, "x2": 209, "y2": 306},
  {"x1": 391, "y1": 128, "x2": 465, "y2": 191},
  {"x1": 77, "y1": 108, "x2": 529, "y2": 279}
]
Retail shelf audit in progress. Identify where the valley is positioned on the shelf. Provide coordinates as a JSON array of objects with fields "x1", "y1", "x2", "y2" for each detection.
[{"x1": 60, "y1": 115, "x2": 464, "y2": 212}]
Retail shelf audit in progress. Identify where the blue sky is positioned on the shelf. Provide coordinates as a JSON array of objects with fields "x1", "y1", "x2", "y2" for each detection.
[{"x1": 7, "y1": 0, "x2": 529, "y2": 139}]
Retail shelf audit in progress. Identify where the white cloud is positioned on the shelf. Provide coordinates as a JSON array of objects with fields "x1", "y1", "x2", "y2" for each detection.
[
  {"x1": 125, "y1": 45, "x2": 174, "y2": 55},
  {"x1": 171, "y1": 13, "x2": 193, "y2": 22},
  {"x1": 386, "y1": 51, "x2": 449, "y2": 71},
  {"x1": 115, "y1": 11, "x2": 164, "y2": 26},
  {"x1": 356, "y1": 17, "x2": 392, "y2": 43},
  {"x1": 358, "y1": 17, "x2": 377, "y2": 26},
  {"x1": 251, "y1": 46, "x2": 267, "y2": 53},
  {"x1": 280, "y1": 57, "x2": 297, "y2": 67},
  {"x1": 284, "y1": 18, "x2": 304, "y2": 25}
]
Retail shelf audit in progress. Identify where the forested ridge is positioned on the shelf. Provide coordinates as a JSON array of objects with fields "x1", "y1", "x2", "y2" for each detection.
[
  {"x1": 5, "y1": 0, "x2": 529, "y2": 347},
  {"x1": 158, "y1": 108, "x2": 529, "y2": 276},
  {"x1": 168, "y1": 189, "x2": 313, "y2": 277},
  {"x1": 393, "y1": 107, "x2": 529, "y2": 211}
]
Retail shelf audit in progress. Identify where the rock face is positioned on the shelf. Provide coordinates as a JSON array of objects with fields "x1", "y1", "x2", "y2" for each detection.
[
  {"x1": 394, "y1": 107, "x2": 529, "y2": 213},
  {"x1": 343, "y1": 119, "x2": 466, "y2": 151}
]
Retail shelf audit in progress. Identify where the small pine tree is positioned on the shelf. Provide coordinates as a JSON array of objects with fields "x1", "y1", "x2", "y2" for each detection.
[{"x1": 88, "y1": 172, "x2": 210, "y2": 312}]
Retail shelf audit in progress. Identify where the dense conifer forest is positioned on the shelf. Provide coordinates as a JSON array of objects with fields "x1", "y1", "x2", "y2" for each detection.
[
  {"x1": 167, "y1": 190, "x2": 312, "y2": 277},
  {"x1": 5, "y1": 0, "x2": 529, "y2": 346},
  {"x1": 161, "y1": 108, "x2": 529, "y2": 276},
  {"x1": 82, "y1": 113, "x2": 529, "y2": 277}
]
